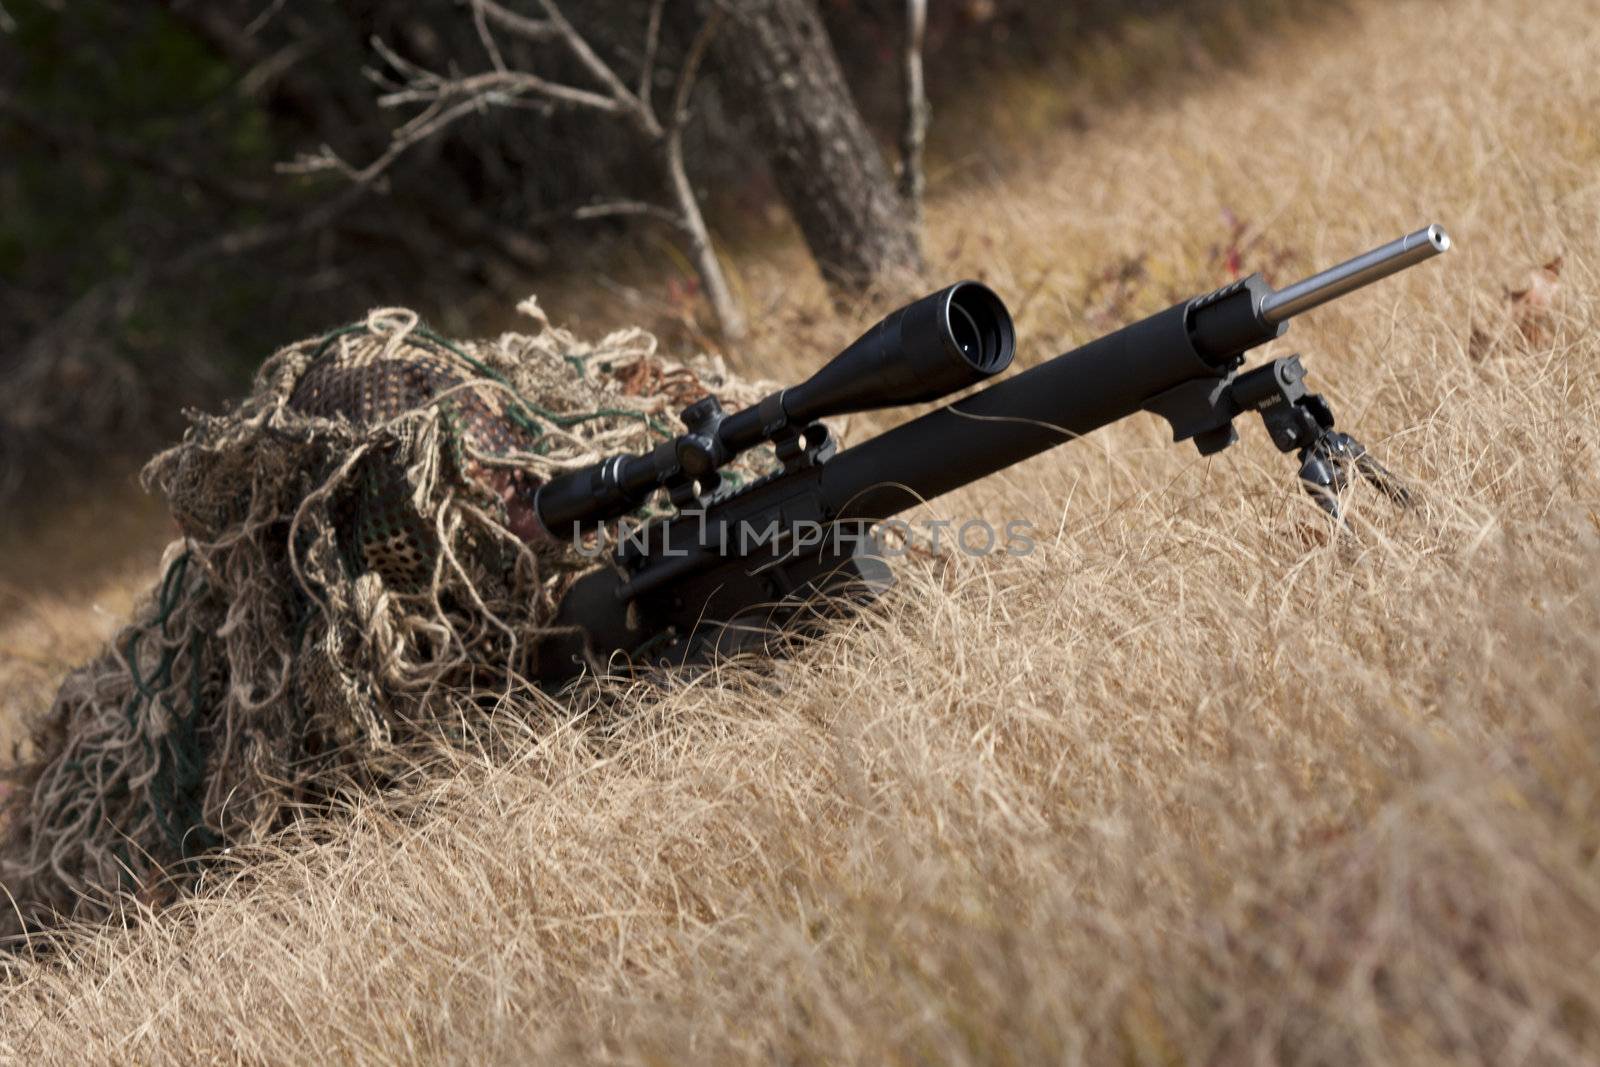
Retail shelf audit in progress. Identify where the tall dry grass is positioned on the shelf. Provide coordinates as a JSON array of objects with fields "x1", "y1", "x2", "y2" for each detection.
[{"x1": 2, "y1": 0, "x2": 1598, "y2": 1061}]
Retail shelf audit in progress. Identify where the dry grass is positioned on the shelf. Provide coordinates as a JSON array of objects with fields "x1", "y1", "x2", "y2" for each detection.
[
  {"x1": 3, "y1": 0, "x2": 1599, "y2": 1061},
  {"x1": 0, "y1": 484, "x2": 171, "y2": 758}
]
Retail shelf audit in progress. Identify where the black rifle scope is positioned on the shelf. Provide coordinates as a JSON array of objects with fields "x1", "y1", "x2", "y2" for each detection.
[{"x1": 534, "y1": 281, "x2": 1015, "y2": 534}]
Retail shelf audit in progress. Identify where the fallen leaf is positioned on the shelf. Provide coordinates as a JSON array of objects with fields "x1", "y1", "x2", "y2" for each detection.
[{"x1": 1507, "y1": 255, "x2": 1562, "y2": 344}]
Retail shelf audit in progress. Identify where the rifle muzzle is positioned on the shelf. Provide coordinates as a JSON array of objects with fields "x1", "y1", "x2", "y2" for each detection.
[{"x1": 1260, "y1": 224, "x2": 1451, "y2": 325}]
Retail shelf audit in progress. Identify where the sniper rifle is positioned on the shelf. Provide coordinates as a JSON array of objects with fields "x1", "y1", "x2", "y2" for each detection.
[{"x1": 531, "y1": 225, "x2": 1452, "y2": 682}]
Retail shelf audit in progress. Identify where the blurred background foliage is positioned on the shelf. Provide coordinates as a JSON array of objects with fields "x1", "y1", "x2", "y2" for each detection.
[{"x1": 0, "y1": 0, "x2": 1326, "y2": 509}]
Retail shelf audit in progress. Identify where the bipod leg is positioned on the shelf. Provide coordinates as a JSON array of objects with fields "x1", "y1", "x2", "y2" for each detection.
[{"x1": 1231, "y1": 356, "x2": 1413, "y2": 522}]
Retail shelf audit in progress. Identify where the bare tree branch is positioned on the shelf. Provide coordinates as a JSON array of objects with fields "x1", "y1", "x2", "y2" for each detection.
[
  {"x1": 638, "y1": 0, "x2": 668, "y2": 113},
  {"x1": 281, "y1": 93, "x2": 493, "y2": 187},
  {"x1": 574, "y1": 200, "x2": 689, "y2": 232},
  {"x1": 468, "y1": 0, "x2": 509, "y2": 73},
  {"x1": 470, "y1": 0, "x2": 559, "y2": 44},
  {"x1": 899, "y1": 0, "x2": 929, "y2": 223},
  {"x1": 378, "y1": 70, "x2": 622, "y2": 114},
  {"x1": 239, "y1": 36, "x2": 322, "y2": 98},
  {"x1": 330, "y1": 2, "x2": 745, "y2": 339},
  {"x1": 368, "y1": 36, "x2": 445, "y2": 91},
  {"x1": 659, "y1": 132, "x2": 744, "y2": 339},
  {"x1": 659, "y1": 11, "x2": 742, "y2": 339},
  {"x1": 310, "y1": 31, "x2": 626, "y2": 189},
  {"x1": 532, "y1": 0, "x2": 655, "y2": 133},
  {"x1": 670, "y1": 6, "x2": 724, "y2": 131},
  {"x1": 242, "y1": 0, "x2": 289, "y2": 38}
]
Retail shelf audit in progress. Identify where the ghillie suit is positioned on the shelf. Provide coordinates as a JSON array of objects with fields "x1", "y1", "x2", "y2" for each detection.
[{"x1": 0, "y1": 302, "x2": 771, "y2": 940}]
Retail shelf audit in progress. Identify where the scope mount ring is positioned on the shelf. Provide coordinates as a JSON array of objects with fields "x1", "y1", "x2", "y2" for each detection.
[{"x1": 773, "y1": 421, "x2": 836, "y2": 473}]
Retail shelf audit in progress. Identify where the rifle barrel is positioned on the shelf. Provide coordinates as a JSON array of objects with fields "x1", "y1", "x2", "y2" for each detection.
[
  {"x1": 1259, "y1": 224, "x2": 1451, "y2": 325},
  {"x1": 820, "y1": 224, "x2": 1452, "y2": 525}
]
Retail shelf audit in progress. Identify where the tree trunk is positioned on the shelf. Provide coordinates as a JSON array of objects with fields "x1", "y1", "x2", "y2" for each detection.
[{"x1": 709, "y1": 0, "x2": 925, "y2": 293}]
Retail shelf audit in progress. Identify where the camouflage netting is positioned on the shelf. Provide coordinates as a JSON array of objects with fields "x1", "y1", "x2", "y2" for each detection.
[{"x1": 0, "y1": 300, "x2": 773, "y2": 940}]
